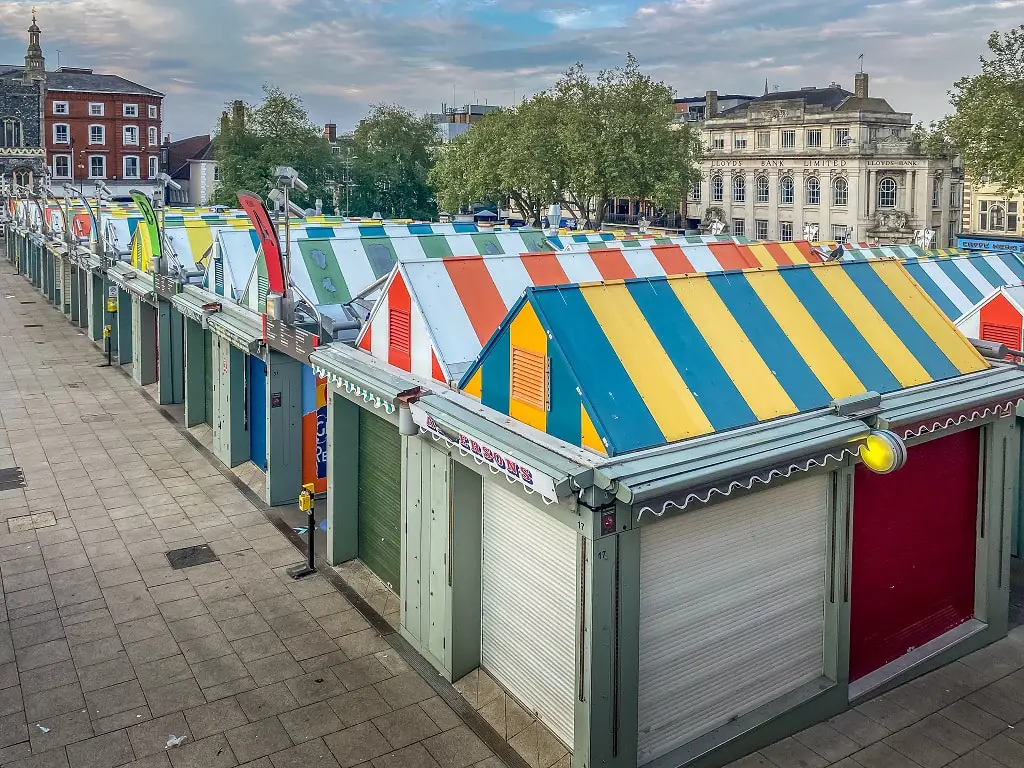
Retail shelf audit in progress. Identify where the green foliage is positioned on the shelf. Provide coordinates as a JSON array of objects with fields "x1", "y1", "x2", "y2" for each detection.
[
  {"x1": 428, "y1": 55, "x2": 703, "y2": 227},
  {"x1": 935, "y1": 25, "x2": 1024, "y2": 192},
  {"x1": 348, "y1": 104, "x2": 439, "y2": 220},
  {"x1": 212, "y1": 84, "x2": 338, "y2": 210}
]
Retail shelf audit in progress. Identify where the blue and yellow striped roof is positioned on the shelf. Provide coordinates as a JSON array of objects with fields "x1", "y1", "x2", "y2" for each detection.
[{"x1": 460, "y1": 260, "x2": 989, "y2": 456}]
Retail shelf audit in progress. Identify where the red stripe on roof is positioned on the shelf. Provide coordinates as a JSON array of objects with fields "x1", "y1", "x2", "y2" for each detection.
[
  {"x1": 520, "y1": 252, "x2": 570, "y2": 286},
  {"x1": 444, "y1": 257, "x2": 509, "y2": 344},
  {"x1": 650, "y1": 244, "x2": 696, "y2": 275},
  {"x1": 762, "y1": 241, "x2": 795, "y2": 266},
  {"x1": 793, "y1": 240, "x2": 822, "y2": 262},
  {"x1": 709, "y1": 242, "x2": 758, "y2": 270},
  {"x1": 591, "y1": 249, "x2": 636, "y2": 280}
]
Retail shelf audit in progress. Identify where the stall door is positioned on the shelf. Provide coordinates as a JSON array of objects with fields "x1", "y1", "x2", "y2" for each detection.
[
  {"x1": 357, "y1": 410, "x2": 402, "y2": 592},
  {"x1": 637, "y1": 476, "x2": 828, "y2": 764},
  {"x1": 850, "y1": 429, "x2": 979, "y2": 681},
  {"x1": 480, "y1": 481, "x2": 577, "y2": 749},
  {"x1": 204, "y1": 332, "x2": 214, "y2": 427},
  {"x1": 248, "y1": 356, "x2": 267, "y2": 472}
]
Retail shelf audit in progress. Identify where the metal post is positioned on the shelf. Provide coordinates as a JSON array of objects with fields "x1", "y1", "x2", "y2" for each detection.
[{"x1": 288, "y1": 484, "x2": 317, "y2": 580}]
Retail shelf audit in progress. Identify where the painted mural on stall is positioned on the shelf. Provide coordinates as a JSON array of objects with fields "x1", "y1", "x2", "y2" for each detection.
[{"x1": 301, "y1": 365, "x2": 328, "y2": 493}]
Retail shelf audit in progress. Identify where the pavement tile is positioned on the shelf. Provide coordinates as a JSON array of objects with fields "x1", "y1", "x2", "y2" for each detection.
[
  {"x1": 15, "y1": 638, "x2": 71, "y2": 671},
  {"x1": 371, "y1": 743, "x2": 440, "y2": 768},
  {"x1": 125, "y1": 635, "x2": 182, "y2": 666},
  {"x1": 218, "y1": 616, "x2": 273, "y2": 643},
  {"x1": 166, "y1": 733, "x2": 237, "y2": 768},
  {"x1": 20, "y1": 660, "x2": 79, "y2": 695},
  {"x1": 3, "y1": 747, "x2": 70, "y2": 768},
  {"x1": 84, "y1": 680, "x2": 148, "y2": 720},
  {"x1": 852, "y1": 742, "x2": 934, "y2": 767},
  {"x1": 78, "y1": 658, "x2": 137, "y2": 693},
  {"x1": 236, "y1": 684, "x2": 300, "y2": 722},
  {"x1": 167, "y1": 617, "x2": 221, "y2": 643},
  {"x1": 91, "y1": 707, "x2": 153, "y2": 737},
  {"x1": 225, "y1": 718, "x2": 293, "y2": 764},
  {"x1": 759, "y1": 736, "x2": 827, "y2": 768},
  {"x1": 65, "y1": 616, "x2": 119, "y2": 647},
  {"x1": 268, "y1": 739, "x2": 340, "y2": 768},
  {"x1": 373, "y1": 673, "x2": 434, "y2": 710},
  {"x1": 116, "y1": 617, "x2": 169, "y2": 646},
  {"x1": 884, "y1": 720, "x2": 961, "y2": 767},
  {"x1": 28, "y1": 708, "x2": 92, "y2": 753},
  {"x1": 283, "y1": 671, "x2": 347, "y2": 707},
  {"x1": 178, "y1": 634, "x2": 234, "y2": 665},
  {"x1": 372, "y1": 704, "x2": 440, "y2": 750},
  {"x1": 143, "y1": 679, "x2": 206, "y2": 718},
  {"x1": 278, "y1": 702, "x2": 342, "y2": 744},
  {"x1": 245, "y1": 654, "x2": 304, "y2": 688},
  {"x1": 136, "y1": 655, "x2": 193, "y2": 691},
  {"x1": 323, "y1": 723, "x2": 392, "y2": 768},
  {"x1": 128, "y1": 712, "x2": 191, "y2": 758},
  {"x1": 182, "y1": 699, "x2": 249, "y2": 741},
  {"x1": 231, "y1": 634, "x2": 287, "y2": 664},
  {"x1": 65, "y1": 729, "x2": 135, "y2": 768},
  {"x1": 198, "y1": 676, "x2": 256, "y2": 703},
  {"x1": 421, "y1": 726, "x2": 491, "y2": 768},
  {"x1": 331, "y1": 658, "x2": 391, "y2": 693},
  {"x1": 25, "y1": 682, "x2": 85, "y2": 721},
  {"x1": 69, "y1": 637, "x2": 127, "y2": 668},
  {"x1": 0, "y1": 684, "x2": 23, "y2": 717},
  {"x1": 978, "y1": 732, "x2": 1024, "y2": 765}
]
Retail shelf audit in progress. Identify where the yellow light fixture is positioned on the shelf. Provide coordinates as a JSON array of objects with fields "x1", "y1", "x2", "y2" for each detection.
[{"x1": 859, "y1": 430, "x2": 908, "y2": 474}]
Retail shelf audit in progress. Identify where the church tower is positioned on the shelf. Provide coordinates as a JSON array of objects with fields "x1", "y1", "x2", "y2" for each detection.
[{"x1": 23, "y1": 10, "x2": 46, "y2": 81}]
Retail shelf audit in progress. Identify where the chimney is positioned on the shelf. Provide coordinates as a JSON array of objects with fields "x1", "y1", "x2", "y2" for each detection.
[
  {"x1": 324, "y1": 122, "x2": 337, "y2": 142},
  {"x1": 854, "y1": 72, "x2": 869, "y2": 99},
  {"x1": 705, "y1": 90, "x2": 718, "y2": 119},
  {"x1": 232, "y1": 100, "x2": 244, "y2": 128},
  {"x1": 220, "y1": 110, "x2": 230, "y2": 134}
]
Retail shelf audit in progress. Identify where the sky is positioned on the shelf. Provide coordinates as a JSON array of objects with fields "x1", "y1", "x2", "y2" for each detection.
[{"x1": 0, "y1": 0, "x2": 1014, "y2": 140}]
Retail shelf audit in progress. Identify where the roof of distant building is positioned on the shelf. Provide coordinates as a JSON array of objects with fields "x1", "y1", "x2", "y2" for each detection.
[
  {"x1": 166, "y1": 134, "x2": 214, "y2": 180},
  {"x1": 716, "y1": 85, "x2": 895, "y2": 116},
  {"x1": 675, "y1": 94, "x2": 755, "y2": 104},
  {"x1": 0, "y1": 65, "x2": 162, "y2": 96}
]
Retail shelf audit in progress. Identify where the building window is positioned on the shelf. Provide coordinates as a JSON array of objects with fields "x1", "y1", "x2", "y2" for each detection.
[
  {"x1": 1, "y1": 118, "x2": 22, "y2": 148},
  {"x1": 806, "y1": 176, "x2": 821, "y2": 206},
  {"x1": 123, "y1": 126, "x2": 139, "y2": 146},
  {"x1": 991, "y1": 204, "x2": 1005, "y2": 230},
  {"x1": 980, "y1": 200, "x2": 988, "y2": 230},
  {"x1": 878, "y1": 177, "x2": 897, "y2": 209},
  {"x1": 712, "y1": 135, "x2": 725, "y2": 150},
  {"x1": 1009, "y1": 202, "x2": 1018, "y2": 232},
  {"x1": 89, "y1": 156, "x2": 106, "y2": 179},
  {"x1": 832, "y1": 224, "x2": 850, "y2": 243},
  {"x1": 734, "y1": 133, "x2": 747, "y2": 149},
  {"x1": 123, "y1": 103, "x2": 138, "y2": 117},
  {"x1": 804, "y1": 223, "x2": 820, "y2": 240},
  {"x1": 510, "y1": 346, "x2": 549, "y2": 412},
  {"x1": 123, "y1": 156, "x2": 140, "y2": 179},
  {"x1": 689, "y1": 182, "x2": 701, "y2": 202},
  {"x1": 148, "y1": 126, "x2": 158, "y2": 146},
  {"x1": 52, "y1": 155, "x2": 71, "y2": 179},
  {"x1": 214, "y1": 165, "x2": 220, "y2": 181},
  {"x1": 52, "y1": 123, "x2": 70, "y2": 144},
  {"x1": 756, "y1": 131, "x2": 770, "y2": 149},
  {"x1": 89, "y1": 125, "x2": 105, "y2": 144},
  {"x1": 834, "y1": 127, "x2": 851, "y2": 146},
  {"x1": 781, "y1": 130, "x2": 796, "y2": 149},
  {"x1": 779, "y1": 222, "x2": 794, "y2": 241},
  {"x1": 733, "y1": 175, "x2": 745, "y2": 203},
  {"x1": 732, "y1": 219, "x2": 745, "y2": 236},
  {"x1": 932, "y1": 177, "x2": 941, "y2": 209},
  {"x1": 755, "y1": 219, "x2": 769, "y2": 240},
  {"x1": 12, "y1": 168, "x2": 31, "y2": 187},
  {"x1": 711, "y1": 174, "x2": 724, "y2": 203},
  {"x1": 52, "y1": 101, "x2": 68, "y2": 115},
  {"x1": 148, "y1": 104, "x2": 158, "y2": 119},
  {"x1": 780, "y1": 176, "x2": 795, "y2": 205},
  {"x1": 89, "y1": 103, "x2": 104, "y2": 117},
  {"x1": 148, "y1": 156, "x2": 158, "y2": 178},
  {"x1": 755, "y1": 175, "x2": 769, "y2": 204},
  {"x1": 806, "y1": 129, "x2": 822, "y2": 148},
  {"x1": 833, "y1": 177, "x2": 849, "y2": 206}
]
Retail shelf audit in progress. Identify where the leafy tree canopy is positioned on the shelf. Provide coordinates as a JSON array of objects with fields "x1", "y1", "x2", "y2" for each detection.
[{"x1": 934, "y1": 25, "x2": 1024, "y2": 192}]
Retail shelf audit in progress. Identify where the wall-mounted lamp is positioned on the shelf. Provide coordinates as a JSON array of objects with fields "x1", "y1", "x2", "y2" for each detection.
[{"x1": 859, "y1": 430, "x2": 907, "y2": 474}]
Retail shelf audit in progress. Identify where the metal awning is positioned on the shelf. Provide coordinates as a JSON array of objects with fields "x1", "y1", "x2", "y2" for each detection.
[
  {"x1": 171, "y1": 285, "x2": 223, "y2": 329},
  {"x1": 207, "y1": 305, "x2": 264, "y2": 352},
  {"x1": 311, "y1": 343, "x2": 425, "y2": 409},
  {"x1": 107, "y1": 263, "x2": 154, "y2": 300}
]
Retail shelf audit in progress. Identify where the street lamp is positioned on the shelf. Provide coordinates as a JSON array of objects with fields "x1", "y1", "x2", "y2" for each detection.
[
  {"x1": 272, "y1": 166, "x2": 307, "y2": 313},
  {"x1": 155, "y1": 172, "x2": 182, "y2": 233}
]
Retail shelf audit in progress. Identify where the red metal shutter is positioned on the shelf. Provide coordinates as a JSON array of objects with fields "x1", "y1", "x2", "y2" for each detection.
[
  {"x1": 849, "y1": 429, "x2": 979, "y2": 681},
  {"x1": 980, "y1": 322, "x2": 1020, "y2": 352},
  {"x1": 388, "y1": 307, "x2": 411, "y2": 367}
]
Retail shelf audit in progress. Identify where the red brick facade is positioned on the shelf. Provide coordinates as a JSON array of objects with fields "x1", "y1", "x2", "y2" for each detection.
[{"x1": 46, "y1": 89, "x2": 162, "y2": 185}]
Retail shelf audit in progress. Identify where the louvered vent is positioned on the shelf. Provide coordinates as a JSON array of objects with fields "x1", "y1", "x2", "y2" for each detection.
[
  {"x1": 510, "y1": 347, "x2": 549, "y2": 411},
  {"x1": 389, "y1": 308, "x2": 411, "y2": 355},
  {"x1": 981, "y1": 322, "x2": 1020, "y2": 352}
]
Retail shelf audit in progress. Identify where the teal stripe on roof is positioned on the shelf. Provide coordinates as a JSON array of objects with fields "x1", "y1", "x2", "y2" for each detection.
[
  {"x1": 932, "y1": 259, "x2": 984, "y2": 305},
  {"x1": 902, "y1": 262, "x2": 962, "y2": 319},
  {"x1": 968, "y1": 256, "x2": 1009, "y2": 292},
  {"x1": 997, "y1": 253, "x2": 1024, "y2": 281}
]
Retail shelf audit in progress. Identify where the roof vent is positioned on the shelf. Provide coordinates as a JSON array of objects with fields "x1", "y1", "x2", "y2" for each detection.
[
  {"x1": 800, "y1": 86, "x2": 816, "y2": 91},
  {"x1": 56, "y1": 66, "x2": 93, "y2": 74}
]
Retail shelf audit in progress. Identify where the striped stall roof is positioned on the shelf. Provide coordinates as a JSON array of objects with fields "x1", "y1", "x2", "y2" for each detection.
[
  {"x1": 356, "y1": 242, "x2": 832, "y2": 384},
  {"x1": 899, "y1": 252, "x2": 1024, "y2": 321},
  {"x1": 208, "y1": 229, "x2": 261, "y2": 301},
  {"x1": 458, "y1": 261, "x2": 990, "y2": 456},
  {"x1": 557, "y1": 234, "x2": 750, "y2": 251}
]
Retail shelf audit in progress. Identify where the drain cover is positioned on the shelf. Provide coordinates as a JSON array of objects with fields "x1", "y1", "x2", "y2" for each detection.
[
  {"x1": 166, "y1": 545, "x2": 219, "y2": 570},
  {"x1": 23, "y1": 324, "x2": 42, "y2": 328},
  {"x1": 0, "y1": 467, "x2": 25, "y2": 492}
]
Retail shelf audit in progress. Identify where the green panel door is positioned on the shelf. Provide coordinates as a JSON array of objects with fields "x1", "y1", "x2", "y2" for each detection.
[
  {"x1": 204, "y1": 331, "x2": 214, "y2": 427},
  {"x1": 357, "y1": 409, "x2": 402, "y2": 593}
]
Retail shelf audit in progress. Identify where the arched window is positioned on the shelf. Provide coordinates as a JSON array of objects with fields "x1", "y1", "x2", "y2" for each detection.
[
  {"x1": 755, "y1": 175, "x2": 769, "y2": 204},
  {"x1": 878, "y1": 177, "x2": 897, "y2": 208},
  {"x1": 711, "y1": 174, "x2": 724, "y2": 203},
  {"x1": 991, "y1": 205, "x2": 1005, "y2": 230},
  {"x1": 12, "y1": 168, "x2": 31, "y2": 188},
  {"x1": 806, "y1": 176, "x2": 821, "y2": 206},
  {"x1": 689, "y1": 182, "x2": 701, "y2": 202},
  {"x1": 1, "y1": 118, "x2": 22, "y2": 148},
  {"x1": 833, "y1": 177, "x2": 849, "y2": 206},
  {"x1": 732, "y1": 175, "x2": 745, "y2": 203},
  {"x1": 780, "y1": 176, "x2": 795, "y2": 205}
]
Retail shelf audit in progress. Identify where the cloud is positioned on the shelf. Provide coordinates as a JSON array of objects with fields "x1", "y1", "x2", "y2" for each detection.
[{"x1": 0, "y1": 0, "x2": 1010, "y2": 138}]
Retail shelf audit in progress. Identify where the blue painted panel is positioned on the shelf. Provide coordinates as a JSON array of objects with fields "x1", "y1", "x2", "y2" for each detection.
[
  {"x1": 248, "y1": 356, "x2": 267, "y2": 472},
  {"x1": 957, "y1": 235, "x2": 1024, "y2": 254}
]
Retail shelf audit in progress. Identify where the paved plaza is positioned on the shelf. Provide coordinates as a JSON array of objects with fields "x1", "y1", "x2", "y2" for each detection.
[{"x1": 4, "y1": 261, "x2": 1024, "y2": 768}]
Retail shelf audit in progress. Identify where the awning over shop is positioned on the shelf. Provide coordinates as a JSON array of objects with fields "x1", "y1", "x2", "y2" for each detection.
[
  {"x1": 106, "y1": 263, "x2": 154, "y2": 300},
  {"x1": 207, "y1": 305, "x2": 264, "y2": 352}
]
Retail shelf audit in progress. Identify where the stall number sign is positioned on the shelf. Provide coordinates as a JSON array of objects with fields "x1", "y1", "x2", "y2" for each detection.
[
  {"x1": 263, "y1": 315, "x2": 319, "y2": 360},
  {"x1": 415, "y1": 410, "x2": 558, "y2": 502},
  {"x1": 108, "y1": 285, "x2": 117, "y2": 299}
]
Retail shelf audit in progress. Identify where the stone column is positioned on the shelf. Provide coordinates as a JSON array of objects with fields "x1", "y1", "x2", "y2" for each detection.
[
  {"x1": 868, "y1": 169, "x2": 877, "y2": 217},
  {"x1": 793, "y1": 172, "x2": 804, "y2": 238},
  {"x1": 745, "y1": 170, "x2": 756, "y2": 235}
]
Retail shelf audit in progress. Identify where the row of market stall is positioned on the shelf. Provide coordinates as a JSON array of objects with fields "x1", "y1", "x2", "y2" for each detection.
[{"x1": 4, "y1": 195, "x2": 1024, "y2": 768}]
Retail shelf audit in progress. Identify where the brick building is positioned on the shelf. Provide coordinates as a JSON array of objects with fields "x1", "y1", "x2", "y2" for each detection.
[
  {"x1": 0, "y1": 15, "x2": 46, "y2": 190},
  {"x1": 2, "y1": 13, "x2": 164, "y2": 198}
]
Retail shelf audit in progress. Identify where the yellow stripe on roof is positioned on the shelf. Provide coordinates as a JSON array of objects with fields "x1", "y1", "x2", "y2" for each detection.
[
  {"x1": 581, "y1": 283, "x2": 713, "y2": 441},
  {"x1": 746, "y1": 244, "x2": 778, "y2": 268},
  {"x1": 746, "y1": 270, "x2": 866, "y2": 399},
  {"x1": 812, "y1": 263, "x2": 932, "y2": 388},
  {"x1": 871, "y1": 261, "x2": 989, "y2": 375},
  {"x1": 781, "y1": 242, "x2": 810, "y2": 264},
  {"x1": 669, "y1": 277, "x2": 798, "y2": 421}
]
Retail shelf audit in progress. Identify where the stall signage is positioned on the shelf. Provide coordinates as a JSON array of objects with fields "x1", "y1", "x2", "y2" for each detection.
[
  {"x1": 312, "y1": 363, "x2": 395, "y2": 414},
  {"x1": 153, "y1": 273, "x2": 180, "y2": 299},
  {"x1": 412, "y1": 408, "x2": 559, "y2": 503},
  {"x1": 263, "y1": 315, "x2": 319, "y2": 360},
  {"x1": 957, "y1": 236, "x2": 1024, "y2": 254}
]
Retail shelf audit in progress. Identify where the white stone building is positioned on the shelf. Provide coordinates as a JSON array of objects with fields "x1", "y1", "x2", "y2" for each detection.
[{"x1": 684, "y1": 74, "x2": 962, "y2": 245}]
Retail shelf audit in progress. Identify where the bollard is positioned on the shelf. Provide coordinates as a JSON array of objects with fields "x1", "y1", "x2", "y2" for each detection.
[{"x1": 288, "y1": 483, "x2": 317, "y2": 580}]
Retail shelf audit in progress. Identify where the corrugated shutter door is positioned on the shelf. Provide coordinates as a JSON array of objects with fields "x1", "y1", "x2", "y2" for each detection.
[
  {"x1": 481, "y1": 481, "x2": 577, "y2": 749},
  {"x1": 637, "y1": 476, "x2": 828, "y2": 764},
  {"x1": 357, "y1": 410, "x2": 402, "y2": 592}
]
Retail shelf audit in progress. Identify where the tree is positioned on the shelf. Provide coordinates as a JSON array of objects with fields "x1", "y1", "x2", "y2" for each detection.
[
  {"x1": 212, "y1": 85, "x2": 338, "y2": 210},
  {"x1": 934, "y1": 25, "x2": 1024, "y2": 191},
  {"x1": 428, "y1": 55, "x2": 703, "y2": 228},
  {"x1": 348, "y1": 104, "x2": 439, "y2": 220}
]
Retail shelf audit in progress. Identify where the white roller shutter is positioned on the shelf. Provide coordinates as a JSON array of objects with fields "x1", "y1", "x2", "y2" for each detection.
[
  {"x1": 637, "y1": 475, "x2": 828, "y2": 765},
  {"x1": 481, "y1": 480, "x2": 577, "y2": 749}
]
